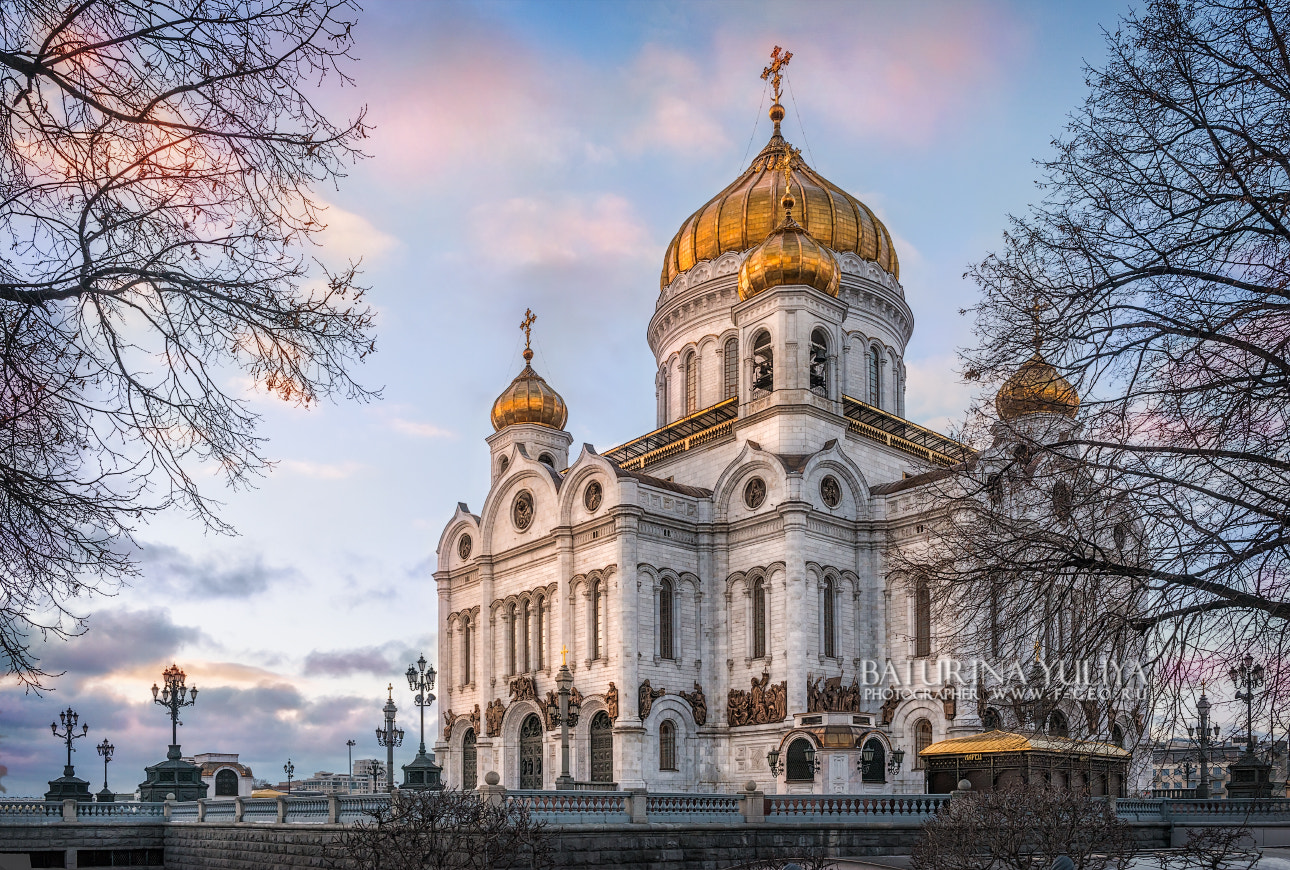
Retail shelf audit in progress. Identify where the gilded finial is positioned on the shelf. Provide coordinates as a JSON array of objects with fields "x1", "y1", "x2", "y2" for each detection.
[
  {"x1": 387, "y1": 683, "x2": 394, "y2": 700},
  {"x1": 777, "y1": 145, "x2": 800, "y2": 219},
  {"x1": 561, "y1": 645, "x2": 568, "y2": 667},
  {"x1": 520, "y1": 308, "x2": 537, "y2": 364},
  {"x1": 762, "y1": 46, "x2": 792, "y2": 133}
]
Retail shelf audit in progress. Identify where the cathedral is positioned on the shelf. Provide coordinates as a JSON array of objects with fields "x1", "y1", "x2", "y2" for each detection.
[{"x1": 431, "y1": 56, "x2": 1101, "y2": 795}]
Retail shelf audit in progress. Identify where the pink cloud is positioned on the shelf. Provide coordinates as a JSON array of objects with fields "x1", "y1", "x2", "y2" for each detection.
[{"x1": 469, "y1": 193, "x2": 653, "y2": 268}]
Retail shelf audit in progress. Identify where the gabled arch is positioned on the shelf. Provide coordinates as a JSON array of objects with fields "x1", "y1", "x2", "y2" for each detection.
[
  {"x1": 710, "y1": 442, "x2": 788, "y2": 523},
  {"x1": 477, "y1": 445, "x2": 563, "y2": 553},
  {"x1": 558, "y1": 446, "x2": 623, "y2": 526},
  {"x1": 436, "y1": 502, "x2": 482, "y2": 574}
]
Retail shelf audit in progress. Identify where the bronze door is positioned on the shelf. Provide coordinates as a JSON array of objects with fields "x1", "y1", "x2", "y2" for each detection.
[
  {"x1": 462, "y1": 729, "x2": 477, "y2": 790},
  {"x1": 519, "y1": 715, "x2": 543, "y2": 789},
  {"x1": 590, "y1": 711, "x2": 613, "y2": 783}
]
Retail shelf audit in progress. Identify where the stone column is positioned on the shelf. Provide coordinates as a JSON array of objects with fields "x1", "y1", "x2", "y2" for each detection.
[
  {"x1": 782, "y1": 503, "x2": 810, "y2": 715},
  {"x1": 556, "y1": 528, "x2": 573, "y2": 671},
  {"x1": 477, "y1": 557, "x2": 497, "y2": 779},
  {"x1": 614, "y1": 503, "x2": 645, "y2": 789}
]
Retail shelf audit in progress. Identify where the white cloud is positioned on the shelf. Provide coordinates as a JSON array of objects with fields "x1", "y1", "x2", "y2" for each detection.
[
  {"x1": 389, "y1": 418, "x2": 454, "y2": 438},
  {"x1": 315, "y1": 200, "x2": 400, "y2": 264},
  {"x1": 469, "y1": 194, "x2": 653, "y2": 268},
  {"x1": 279, "y1": 459, "x2": 366, "y2": 480}
]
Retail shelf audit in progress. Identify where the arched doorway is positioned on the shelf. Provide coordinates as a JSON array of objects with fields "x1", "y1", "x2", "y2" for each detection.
[
  {"x1": 462, "y1": 728, "x2": 477, "y2": 790},
  {"x1": 519, "y1": 715, "x2": 543, "y2": 789},
  {"x1": 590, "y1": 711, "x2": 613, "y2": 783},
  {"x1": 214, "y1": 769, "x2": 238, "y2": 796}
]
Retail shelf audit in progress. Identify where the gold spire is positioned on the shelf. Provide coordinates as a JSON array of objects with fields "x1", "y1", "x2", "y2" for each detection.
[{"x1": 490, "y1": 309, "x2": 569, "y2": 431}]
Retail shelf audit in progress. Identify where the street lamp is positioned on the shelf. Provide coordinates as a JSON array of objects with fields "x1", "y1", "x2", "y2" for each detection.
[
  {"x1": 151, "y1": 663, "x2": 198, "y2": 749},
  {"x1": 283, "y1": 759, "x2": 294, "y2": 794},
  {"x1": 1230, "y1": 655, "x2": 1265, "y2": 755},
  {"x1": 1184, "y1": 686, "x2": 1220, "y2": 798},
  {"x1": 375, "y1": 684, "x2": 404, "y2": 794},
  {"x1": 368, "y1": 760, "x2": 385, "y2": 794},
  {"x1": 51, "y1": 708, "x2": 89, "y2": 775},
  {"x1": 347, "y1": 739, "x2": 356, "y2": 776},
  {"x1": 547, "y1": 647, "x2": 581, "y2": 789},
  {"x1": 402, "y1": 655, "x2": 443, "y2": 790},
  {"x1": 96, "y1": 739, "x2": 115, "y2": 802},
  {"x1": 888, "y1": 748, "x2": 906, "y2": 777},
  {"x1": 139, "y1": 663, "x2": 207, "y2": 801}
]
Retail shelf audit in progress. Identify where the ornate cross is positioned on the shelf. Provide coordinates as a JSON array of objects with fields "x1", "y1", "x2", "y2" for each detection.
[
  {"x1": 520, "y1": 308, "x2": 536, "y2": 351},
  {"x1": 761, "y1": 45, "x2": 792, "y2": 104},
  {"x1": 561, "y1": 645, "x2": 568, "y2": 667}
]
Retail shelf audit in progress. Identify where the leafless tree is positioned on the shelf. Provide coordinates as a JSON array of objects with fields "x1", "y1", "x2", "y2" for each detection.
[
  {"x1": 1151, "y1": 826, "x2": 1260, "y2": 870},
  {"x1": 911, "y1": 784, "x2": 1135, "y2": 870},
  {"x1": 0, "y1": 0, "x2": 374, "y2": 687},
  {"x1": 324, "y1": 789, "x2": 555, "y2": 870},
  {"x1": 894, "y1": 0, "x2": 1290, "y2": 730}
]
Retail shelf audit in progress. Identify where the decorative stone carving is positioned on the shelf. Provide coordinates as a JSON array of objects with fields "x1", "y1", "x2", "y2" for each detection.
[
  {"x1": 807, "y1": 674, "x2": 861, "y2": 713},
  {"x1": 509, "y1": 675, "x2": 538, "y2": 702},
  {"x1": 678, "y1": 682, "x2": 707, "y2": 726},
  {"x1": 726, "y1": 672, "x2": 786, "y2": 726},
  {"x1": 470, "y1": 704, "x2": 481, "y2": 736},
  {"x1": 457, "y1": 533, "x2": 472, "y2": 560},
  {"x1": 443, "y1": 709, "x2": 455, "y2": 741},
  {"x1": 512, "y1": 490, "x2": 534, "y2": 531},
  {"x1": 820, "y1": 475, "x2": 841, "y2": 508},
  {"x1": 606, "y1": 682, "x2": 619, "y2": 720},
  {"x1": 485, "y1": 699, "x2": 506, "y2": 737},
  {"x1": 638, "y1": 679, "x2": 665, "y2": 720},
  {"x1": 744, "y1": 477, "x2": 766, "y2": 509},
  {"x1": 584, "y1": 480, "x2": 603, "y2": 511},
  {"x1": 879, "y1": 689, "x2": 901, "y2": 726}
]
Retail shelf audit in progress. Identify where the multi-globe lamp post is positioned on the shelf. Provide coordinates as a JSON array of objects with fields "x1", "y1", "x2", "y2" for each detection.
[
  {"x1": 375, "y1": 684, "x2": 404, "y2": 794},
  {"x1": 1227, "y1": 655, "x2": 1274, "y2": 798},
  {"x1": 545, "y1": 647, "x2": 581, "y2": 790},
  {"x1": 96, "y1": 738, "x2": 115, "y2": 802},
  {"x1": 44, "y1": 707, "x2": 92, "y2": 802},
  {"x1": 1184, "y1": 687, "x2": 1220, "y2": 798},
  {"x1": 283, "y1": 759, "x2": 295, "y2": 794},
  {"x1": 401, "y1": 655, "x2": 443, "y2": 790},
  {"x1": 139, "y1": 663, "x2": 209, "y2": 801}
]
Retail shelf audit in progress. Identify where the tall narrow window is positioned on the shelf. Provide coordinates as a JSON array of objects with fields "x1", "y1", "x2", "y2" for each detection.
[
  {"x1": 914, "y1": 719, "x2": 933, "y2": 769},
  {"x1": 868, "y1": 346, "x2": 882, "y2": 408},
  {"x1": 723, "y1": 337, "x2": 738, "y2": 399},
  {"x1": 989, "y1": 582, "x2": 1001, "y2": 660},
  {"x1": 462, "y1": 616, "x2": 473, "y2": 685},
  {"x1": 810, "y1": 328, "x2": 828, "y2": 394},
  {"x1": 592, "y1": 579, "x2": 603, "y2": 660},
  {"x1": 684, "y1": 351, "x2": 697, "y2": 414},
  {"x1": 659, "y1": 578, "x2": 674, "y2": 660},
  {"x1": 914, "y1": 580, "x2": 931, "y2": 658},
  {"x1": 535, "y1": 595, "x2": 545, "y2": 671},
  {"x1": 507, "y1": 603, "x2": 518, "y2": 675},
  {"x1": 658, "y1": 371, "x2": 668, "y2": 424},
  {"x1": 752, "y1": 331, "x2": 773, "y2": 393},
  {"x1": 822, "y1": 577, "x2": 836, "y2": 658},
  {"x1": 753, "y1": 577, "x2": 767, "y2": 659},
  {"x1": 522, "y1": 599, "x2": 531, "y2": 673},
  {"x1": 659, "y1": 720, "x2": 677, "y2": 771}
]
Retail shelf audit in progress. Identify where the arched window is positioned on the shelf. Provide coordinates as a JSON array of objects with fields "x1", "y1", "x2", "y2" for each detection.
[
  {"x1": 723, "y1": 337, "x2": 738, "y2": 399},
  {"x1": 914, "y1": 719, "x2": 933, "y2": 769},
  {"x1": 534, "y1": 595, "x2": 545, "y2": 671},
  {"x1": 684, "y1": 351, "x2": 698, "y2": 414},
  {"x1": 507, "y1": 603, "x2": 518, "y2": 675},
  {"x1": 752, "y1": 331, "x2": 773, "y2": 393},
  {"x1": 810, "y1": 328, "x2": 828, "y2": 394},
  {"x1": 592, "y1": 579, "x2": 604, "y2": 660},
  {"x1": 498, "y1": 455, "x2": 509, "y2": 474},
  {"x1": 215, "y1": 769, "x2": 238, "y2": 796},
  {"x1": 822, "y1": 577, "x2": 836, "y2": 658},
  {"x1": 522, "y1": 599, "x2": 531, "y2": 673},
  {"x1": 462, "y1": 616, "x2": 473, "y2": 685},
  {"x1": 659, "y1": 720, "x2": 677, "y2": 771},
  {"x1": 752, "y1": 577, "x2": 767, "y2": 659},
  {"x1": 1047, "y1": 710, "x2": 1069, "y2": 738},
  {"x1": 659, "y1": 578, "x2": 675, "y2": 660},
  {"x1": 989, "y1": 582, "x2": 1001, "y2": 660},
  {"x1": 861, "y1": 738, "x2": 886, "y2": 783},
  {"x1": 658, "y1": 370, "x2": 668, "y2": 424},
  {"x1": 462, "y1": 728, "x2": 477, "y2": 790},
  {"x1": 538, "y1": 452, "x2": 555, "y2": 467},
  {"x1": 982, "y1": 707, "x2": 1002, "y2": 730},
  {"x1": 868, "y1": 345, "x2": 882, "y2": 408},
  {"x1": 914, "y1": 579, "x2": 932, "y2": 658},
  {"x1": 1111, "y1": 722, "x2": 1125, "y2": 748},
  {"x1": 786, "y1": 738, "x2": 815, "y2": 782}
]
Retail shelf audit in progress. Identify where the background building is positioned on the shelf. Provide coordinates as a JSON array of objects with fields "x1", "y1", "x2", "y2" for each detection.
[{"x1": 193, "y1": 753, "x2": 254, "y2": 800}]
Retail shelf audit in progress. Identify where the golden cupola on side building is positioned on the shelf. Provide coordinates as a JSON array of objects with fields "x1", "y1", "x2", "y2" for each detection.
[
  {"x1": 490, "y1": 310, "x2": 568, "y2": 432},
  {"x1": 661, "y1": 100, "x2": 898, "y2": 291},
  {"x1": 737, "y1": 182, "x2": 840, "y2": 300},
  {"x1": 995, "y1": 352, "x2": 1080, "y2": 421}
]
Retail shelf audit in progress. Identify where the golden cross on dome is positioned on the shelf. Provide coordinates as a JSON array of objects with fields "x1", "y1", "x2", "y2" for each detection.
[
  {"x1": 561, "y1": 645, "x2": 568, "y2": 667},
  {"x1": 387, "y1": 683, "x2": 393, "y2": 700},
  {"x1": 1030, "y1": 293, "x2": 1045, "y2": 352},
  {"x1": 520, "y1": 308, "x2": 537, "y2": 351},
  {"x1": 762, "y1": 45, "x2": 792, "y2": 103}
]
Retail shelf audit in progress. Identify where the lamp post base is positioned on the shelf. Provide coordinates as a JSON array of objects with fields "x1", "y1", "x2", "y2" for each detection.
[
  {"x1": 555, "y1": 775, "x2": 576, "y2": 791},
  {"x1": 400, "y1": 749, "x2": 444, "y2": 791}
]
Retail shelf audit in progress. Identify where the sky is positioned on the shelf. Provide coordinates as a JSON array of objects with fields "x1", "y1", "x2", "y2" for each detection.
[{"x1": 0, "y1": 0, "x2": 1164, "y2": 796}]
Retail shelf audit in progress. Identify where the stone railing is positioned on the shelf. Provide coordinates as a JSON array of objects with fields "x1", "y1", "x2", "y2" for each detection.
[
  {"x1": 507, "y1": 789, "x2": 632, "y2": 825},
  {"x1": 765, "y1": 794, "x2": 950, "y2": 822},
  {"x1": 0, "y1": 799, "x2": 166, "y2": 824},
  {"x1": 646, "y1": 792, "x2": 743, "y2": 823}
]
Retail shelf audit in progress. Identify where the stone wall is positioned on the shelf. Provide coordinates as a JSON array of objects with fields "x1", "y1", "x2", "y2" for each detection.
[{"x1": 0, "y1": 822, "x2": 164, "y2": 869}]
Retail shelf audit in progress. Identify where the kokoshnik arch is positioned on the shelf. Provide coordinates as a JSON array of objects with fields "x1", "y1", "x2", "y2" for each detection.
[{"x1": 431, "y1": 50, "x2": 1127, "y2": 795}]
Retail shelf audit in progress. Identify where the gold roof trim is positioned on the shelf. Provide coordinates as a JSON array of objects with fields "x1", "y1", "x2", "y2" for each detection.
[{"x1": 919, "y1": 729, "x2": 1130, "y2": 759}]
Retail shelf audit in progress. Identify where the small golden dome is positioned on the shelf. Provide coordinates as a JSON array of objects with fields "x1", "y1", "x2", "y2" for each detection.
[
  {"x1": 490, "y1": 349, "x2": 569, "y2": 431},
  {"x1": 995, "y1": 353, "x2": 1080, "y2": 421},
  {"x1": 737, "y1": 198, "x2": 841, "y2": 300},
  {"x1": 661, "y1": 104, "x2": 897, "y2": 290}
]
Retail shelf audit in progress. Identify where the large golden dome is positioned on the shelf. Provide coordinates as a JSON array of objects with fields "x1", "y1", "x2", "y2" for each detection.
[
  {"x1": 737, "y1": 191, "x2": 840, "y2": 300},
  {"x1": 661, "y1": 104, "x2": 898, "y2": 291},
  {"x1": 491, "y1": 349, "x2": 569, "y2": 431},
  {"x1": 995, "y1": 353, "x2": 1080, "y2": 421}
]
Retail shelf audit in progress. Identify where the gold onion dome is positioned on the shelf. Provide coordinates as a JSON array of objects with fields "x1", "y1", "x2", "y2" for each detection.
[
  {"x1": 490, "y1": 348, "x2": 569, "y2": 432},
  {"x1": 661, "y1": 102, "x2": 898, "y2": 291},
  {"x1": 737, "y1": 189, "x2": 840, "y2": 300},
  {"x1": 995, "y1": 352, "x2": 1080, "y2": 421}
]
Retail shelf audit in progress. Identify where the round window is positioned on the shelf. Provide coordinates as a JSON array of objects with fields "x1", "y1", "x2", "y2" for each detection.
[
  {"x1": 584, "y1": 480, "x2": 603, "y2": 512},
  {"x1": 457, "y1": 534, "x2": 472, "y2": 560},
  {"x1": 820, "y1": 475, "x2": 841, "y2": 508},
  {"x1": 744, "y1": 477, "x2": 767, "y2": 509},
  {"x1": 513, "y1": 490, "x2": 535, "y2": 531}
]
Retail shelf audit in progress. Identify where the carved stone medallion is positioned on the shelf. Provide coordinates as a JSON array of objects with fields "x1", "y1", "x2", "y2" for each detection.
[
  {"x1": 584, "y1": 480, "x2": 603, "y2": 512},
  {"x1": 744, "y1": 477, "x2": 766, "y2": 509},
  {"x1": 820, "y1": 475, "x2": 841, "y2": 508},
  {"x1": 513, "y1": 490, "x2": 534, "y2": 531},
  {"x1": 457, "y1": 533, "x2": 472, "y2": 560}
]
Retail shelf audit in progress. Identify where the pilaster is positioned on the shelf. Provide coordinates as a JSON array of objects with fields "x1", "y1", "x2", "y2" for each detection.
[
  {"x1": 614, "y1": 504, "x2": 646, "y2": 789},
  {"x1": 781, "y1": 502, "x2": 811, "y2": 715}
]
